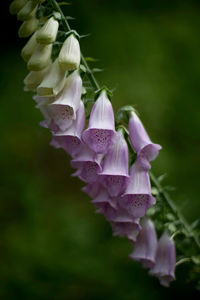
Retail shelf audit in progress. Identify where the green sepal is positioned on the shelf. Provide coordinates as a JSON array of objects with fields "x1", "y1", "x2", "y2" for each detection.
[
  {"x1": 94, "y1": 86, "x2": 113, "y2": 101},
  {"x1": 116, "y1": 105, "x2": 138, "y2": 126}
]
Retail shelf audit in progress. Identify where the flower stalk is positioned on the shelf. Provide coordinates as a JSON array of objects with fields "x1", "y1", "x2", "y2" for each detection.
[
  {"x1": 10, "y1": 0, "x2": 200, "y2": 288},
  {"x1": 50, "y1": 0, "x2": 200, "y2": 254}
]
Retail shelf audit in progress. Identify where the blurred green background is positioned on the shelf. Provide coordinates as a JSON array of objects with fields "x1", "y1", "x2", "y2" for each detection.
[{"x1": 1, "y1": 0, "x2": 200, "y2": 299}]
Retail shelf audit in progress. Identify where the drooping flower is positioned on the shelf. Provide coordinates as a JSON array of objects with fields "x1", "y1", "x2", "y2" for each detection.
[
  {"x1": 91, "y1": 188, "x2": 141, "y2": 242},
  {"x1": 82, "y1": 181, "x2": 102, "y2": 199},
  {"x1": 129, "y1": 218, "x2": 157, "y2": 268},
  {"x1": 129, "y1": 110, "x2": 161, "y2": 170},
  {"x1": 50, "y1": 100, "x2": 85, "y2": 156},
  {"x1": 24, "y1": 64, "x2": 51, "y2": 91},
  {"x1": 71, "y1": 145, "x2": 103, "y2": 183},
  {"x1": 98, "y1": 129, "x2": 129, "y2": 197},
  {"x1": 27, "y1": 43, "x2": 52, "y2": 71},
  {"x1": 47, "y1": 71, "x2": 82, "y2": 131},
  {"x1": 120, "y1": 159, "x2": 155, "y2": 218},
  {"x1": 149, "y1": 232, "x2": 176, "y2": 287},
  {"x1": 82, "y1": 90, "x2": 116, "y2": 154},
  {"x1": 58, "y1": 34, "x2": 81, "y2": 71},
  {"x1": 92, "y1": 186, "x2": 118, "y2": 211},
  {"x1": 37, "y1": 58, "x2": 67, "y2": 97},
  {"x1": 21, "y1": 31, "x2": 38, "y2": 62},
  {"x1": 10, "y1": 0, "x2": 27, "y2": 15},
  {"x1": 36, "y1": 17, "x2": 59, "y2": 44},
  {"x1": 17, "y1": 0, "x2": 38, "y2": 21},
  {"x1": 18, "y1": 17, "x2": 39, "y2": 38},
  {"x1": 111, "y1": 219, "x2": 141, "y2": 242}
]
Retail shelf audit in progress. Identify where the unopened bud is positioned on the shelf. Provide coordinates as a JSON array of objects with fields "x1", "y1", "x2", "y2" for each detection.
[
  {"x1": 58, "y1": 34, "x2": 80, "y2": 71},
  {"x1": 24, "y1": 64, "x2": 51, "y2": 91},
  {"x1": 18, "y1": 17, "x2": 39, "y2": 38},
  {"x1": 27, "y1": 43, "x2": 52, "y2": 71},
  {"x1": 9, "y1": 0, "x2": 27, "y2": 15},
  {"x1": 21, "y1": 31, "x2": 38, "y2": 62},
  {"x1": 36, "y1": 17, "x2": 59, "y2": 45},
  {"x1": 37, "y1": 59, "x2": 67, "y2": 97},
  {"x1": 17, "y1": 0, "x2": 38, "y2": 21}
]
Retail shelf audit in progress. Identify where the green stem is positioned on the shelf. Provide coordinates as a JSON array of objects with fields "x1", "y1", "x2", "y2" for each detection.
[
  {"x1": 51, "y1": 0, "x2": 100, "y2": 90},
  {"x1": 50, "y1": 0, "x2": 200, "y2": 252},
  {"x1": 150, "y1": 172, "x2": 200, "y2": 250}
]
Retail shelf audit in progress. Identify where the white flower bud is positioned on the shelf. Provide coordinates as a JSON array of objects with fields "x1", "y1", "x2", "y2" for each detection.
[
  {"x1": 21, "y1": 31, "x2": 38, "y2": 62},
  {"x1": 36, "y1": 17, "x2": 59, "y2": 45},
  {"x1": 37, "y1": 59, "x2": 67, "y2": 97},
  {"x1": 18, "y1": 17, "x2": 39, "y2": 38},
  {"x1": 58, "y1": 34, "x2": 81, "y2": 71},
  {"x1": 17, "y1": 0, "x2": 38, "y2": 21},
  {"x1": 9, "y1": 0, "x2": 27, "y2": 15},
  {"x1": 27, "y1": 43, "x2": 52, "y2": 71},
  {"x1": 24, "y1": 64, "x2": 51, "y2": 91}
]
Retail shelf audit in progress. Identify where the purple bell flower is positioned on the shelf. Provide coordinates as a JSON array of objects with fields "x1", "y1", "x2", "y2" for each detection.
[
  {"x1": 120, "y1": 160, "x2": 156, "y2": 218},
  {"x1": 111, "y1": 218, "x2": 141, "y2": 242},
  {"x1": 92, "y1": 189, "x2": 141, "y2": 242},
  {"x1": 82, "y1": 181, "x2": 102, "y2": 199},
  {"x1": 129, "y1": 111, "x2": 162, "y2": 170},
  {"x1": 82, "y1": 90, "x2": 116, "y2": 154},
  {"x1": 50, "y1": 100, "x2": 85, "y2": 157},
  {"x1": 98, "y1": 129, "x2": 129, "y2": 197},
  {"x1": 149, "y1": 232, "x2": 176, "y2": 287},
  {"x1": 33, "y1": 95, "x2": 60, "y2": 133},
  {"x1": 92, "y1": 187, "x2": 117, "y2": 211},
  {"x1": 71, "y1": 145, "x2": 103, "y2": 183},
  {"x1": 129, "y1": 218, "x2": 157, "y2": 268},
  {"x1": 47, "y1": 71, "x2": 82, "y2": 131}
]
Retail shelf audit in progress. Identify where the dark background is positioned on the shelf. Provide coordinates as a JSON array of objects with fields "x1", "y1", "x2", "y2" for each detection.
[{"x1": 1, "y1": 0, "x2": 200, "y2": 299}]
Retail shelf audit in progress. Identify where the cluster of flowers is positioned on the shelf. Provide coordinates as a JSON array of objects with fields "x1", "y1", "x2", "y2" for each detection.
[{"x1": 10, "y1": 0, "x2": 176, "y2": 287}]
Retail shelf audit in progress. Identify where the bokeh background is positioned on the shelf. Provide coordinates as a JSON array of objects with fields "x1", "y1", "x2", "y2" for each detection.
[{"x1": 1, "y1": 0, "x2": 200, "y2": 299}]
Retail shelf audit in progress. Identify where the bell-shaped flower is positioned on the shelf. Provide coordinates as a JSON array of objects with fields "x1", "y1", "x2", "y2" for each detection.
[
  {"x1": 98, "y1": 129, "x2": 129, "y2": 197},
  {"x1": 82, "y1": 181, "x2": 102, "y2": 199},
  {"x1": 149, "y1": 232, "x2": 176, "y2": 287},
  {"x1": 21, "y1": 31, "x2": 38, "y2": 62},
  {"x1": 36, "y1": 17, "x2": 59, "y2": 44},
  {"x1": 33, "y1": 95, "x2": 60, "y2": 132},
  {"x1": 24, "y1": 64, "x2": 50, "y2": 91},
  {"x1": 10, "y1": 0, "x2": 27, "y2": 15},
  {"x1": 27, "y1": 43, "x2": 52, "y2": 71},
  {"x1": 129, "y1": 218, "x2": 157, "y2": 268},
  {"x1": 92, "y1": 187, "x2": 117, "y2": 212},
  {"x1": 37, "y1": 58, "x2": 67, "y2": 97},
  {"x1": 82, "y1": 90, "x2": 116, "y2": 154},
  {"x1": 18, "y1": 17, "x2": 39, "y2": 38},
  {"x1": 71, "y1": 145, "x2": 103, "y2": 183},
  {"x1": 46, "y1": 71, "x2": 82, "y2": 131},
  {"x1": 17, "y1": 0, "x2": 38, "y2": 21},
  {"x1": 111, "y1": 216, "x2": 141, "y2": 242},
  {"x1": 91, "y1": 189, "x2": 141, "y2": 242},
  {"x1": 58, "y1": 34, "x2": 81, "y2": 71},
  {"x1": 129, "y1": 111, "x2": 162, "y2": 170},
  {"x1": 50, "y1": 100, "x2": 85, "y2": 156},
  {"x1": 120, "y1": 160, "x2": 155, "y2": 218}
]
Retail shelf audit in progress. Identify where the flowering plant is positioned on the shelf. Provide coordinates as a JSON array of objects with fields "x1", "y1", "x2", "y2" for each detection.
[{"x1": 10, "y1": 0, "x2": 200, "y2": 289}]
